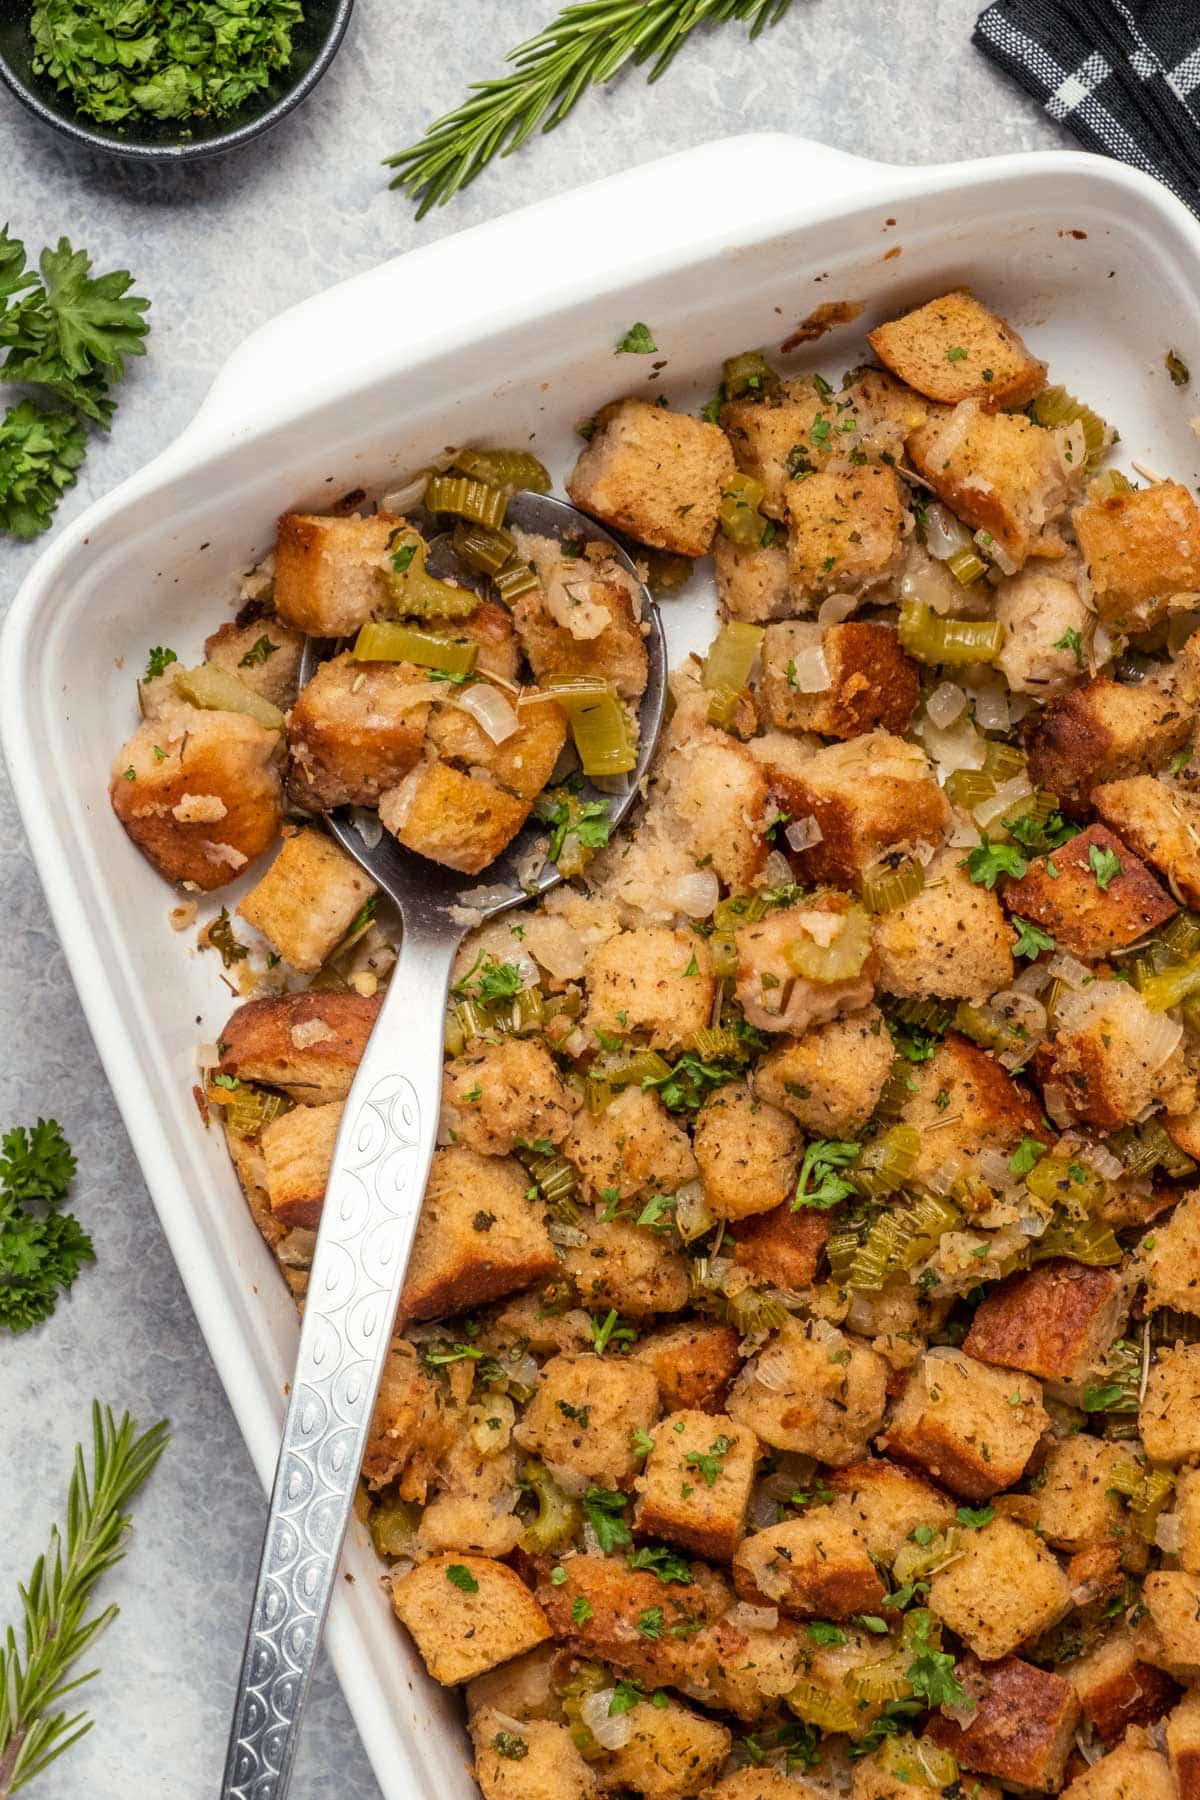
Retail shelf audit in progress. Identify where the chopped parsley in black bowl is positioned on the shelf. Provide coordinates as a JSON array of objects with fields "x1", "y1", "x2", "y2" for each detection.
[{"x1": 0, "y1": 0, "x2": 354, "y2": 162}]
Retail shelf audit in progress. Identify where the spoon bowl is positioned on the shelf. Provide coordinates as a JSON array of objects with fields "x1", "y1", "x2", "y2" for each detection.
[{"x1": 222, "y1": 491, "x2": 666, "y2": 1798}]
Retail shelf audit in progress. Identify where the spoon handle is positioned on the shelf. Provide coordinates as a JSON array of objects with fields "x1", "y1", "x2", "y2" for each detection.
[{"x1": 221, "y1": 916, "x2": 460, "y2": 1799}]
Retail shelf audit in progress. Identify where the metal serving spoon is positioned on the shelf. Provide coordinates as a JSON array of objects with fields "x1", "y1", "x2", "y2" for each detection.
[{"x1": 221, "y1": 492, "x2": 667, "y2": 1798}]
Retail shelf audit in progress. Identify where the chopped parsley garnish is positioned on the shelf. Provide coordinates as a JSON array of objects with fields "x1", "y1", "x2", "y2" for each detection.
[
  {"x1": 685, "y1": 1435, "x2": 733, "y2": 1488},
  {"x1": 144, "y1": 645, "x2": 177, "y2": 680},
  {"x1": 1008, "y1": 1137, "x2": 1047, "y2": 1177},
  {"x1": 617, "y1": 323, "x2": 657, "y2": 355},
  {"x1": 636, "y1": 1606, "x2": 665, "y2": 1639},
  {"x1": 1089, "y1": 842, "x2": 1123, "y2": 891},
  {"x1": 946, "y1": 346, "x2": 969, "y2": 362},
  {"x1": 571, "y1": 1593, "x2": 594, "y2": 1626},
  {"x1": 492, "y1": 1731, "x2": 528, "y2": 1760},
  {"x1": 904, "y1": 1609, "x2": 971, "y2": 1711},
  {"x1": 806, "y1": 1621, "x2": 848, "y2": 1646},
  {"x1": 627, "y1": 1544, "x2": 693, "y2": 1583},
  {"x1": 1011, "y1": 914, "x2": 1056, "y2": 959},
  {"x1": 590, "y1": 1308, "x2": 636, "y2": 1355},
  {"x1": 446, "y1": 1563, "x2": 479, "y2": 1593},
  {"x1": 238, "y1": 634, "x2": 278, "y2": 667},
  {"x1": 956, "y1": 1504, "x2": 995, "y2": 1528},
  {"x1": 1053, "y1": 626, "x2": 1084, "y2": 667},
  {"x1": 608, "y1": 1678, "x2": 646, "y2": 1715},
  {"x1": 965, "y1": 835, "x2": 1028, "y2": 889},
  {"x1": 0, "y1": 1119, "x2": 92, "y2": 1333},
  {"x1": 793, "y1": 1139, "x2": 860, "y2": 1211},
  {"x1": 583, "y1": 1487, "x2": 631, "y2": 1553}
]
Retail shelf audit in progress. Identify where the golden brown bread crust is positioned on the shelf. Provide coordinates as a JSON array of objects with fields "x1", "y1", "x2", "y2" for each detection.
[
  {"x1": 634, "y1": 1412, "x2": 757, "y2": 1563},
  {"x1": 731, "y1": 1514, "x2": 886, "y2": 1618},
  {"x1": 536, "y1": 1554, "x2": 725, "y2": 1690},
  {"x1": 1022, "y1": 678, "x2": 1191, "y2": 815},
  {"x1": 1094, "y1": 775, "x2": 1200, "y2": 909},
  {"x1": 761, "y1": 621, "x2": 920, "y2": 739},
  {"x1": 868, "y1": 289, "x2": 1047, "y2": 410},
  {"x1": 1074, "y1": 480, "x2": 1200, "y2": 630},
  {"x1": 964, "y1": 1259, "x2": 1127, "y2": 1382},
  {"x1": 1068, "y1": 1632, "x2": 1179, "y2": 1747},
  {"x1": 924, "y1": 1654, "x2": 1080, "y2": 1792},
  {"x1": 632, "y1": 1321, "x2": 744, "y2": 1414},
  {"x1": 512, "y1": 578, "x2": 649, "y2": 701},
  {"x1": 285, "y1": 651, "x2": 430, "y2": 809},
  {"x1": 361, "y1": 1340, "x2": 452, "y2": 1497},
  {"x1": 400, "y1": 1146, "x2": 558, "y2": 1325},
  {"x1": 901, "y1": 1035, "x2": 1046, "y2": 1193},
  {"x1": 380, "y1": 761, "x2": 532, "y2": 876},
  {"x1": 217, "y1": 990, "x2": 380, "y2": 1102},
  {"x1": 784, "y1": 465, "x2": 908, "y2": 603},
  {"x1": 260, "y1": 1099, "x2": 342, "y2": 1227},
  {"x1": 273, "y1": 510, "x2": 402, "y2": 637},
  {"x1": 391, "y1": 1554, "x2": 552, "y2": 1686},
  {"x1": 1001, "y1": 822, "x2": 1177, "y2": 958},
  {"x1": 567, "y1": 397, "x2": 736, "y2": 557},
  {"x1": 730, "y1": 1202, "x2": 830, "y2": 1289}
]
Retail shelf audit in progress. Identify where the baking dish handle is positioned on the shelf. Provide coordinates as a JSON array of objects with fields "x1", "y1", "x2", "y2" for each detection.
[{"x1": 173, "y1": 132, "x2": 892, "y2": 457}]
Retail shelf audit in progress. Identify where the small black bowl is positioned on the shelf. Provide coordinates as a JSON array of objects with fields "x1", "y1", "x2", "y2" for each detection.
[{"x1": 0, "y1": 0, "x2": 353, "y2": 162}]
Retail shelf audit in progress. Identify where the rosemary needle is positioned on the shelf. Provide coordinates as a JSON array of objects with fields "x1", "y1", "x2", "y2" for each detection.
[
  {"x1": 386, "y1": 0, "x2": 795, "y2": 217},
  {"x1": 0, "y1": 1404, "x2": 169, "y2": 1798}
]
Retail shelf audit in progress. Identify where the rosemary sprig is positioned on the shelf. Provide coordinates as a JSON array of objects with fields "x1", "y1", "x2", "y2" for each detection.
[
  {"x1": 0, "y1": 1404, "x2": 169, "y2": 1797},
  {"x1": 386, "y1": 0, "x2": 794, "y2": 216}
]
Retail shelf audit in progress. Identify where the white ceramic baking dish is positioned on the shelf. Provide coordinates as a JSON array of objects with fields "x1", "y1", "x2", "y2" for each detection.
[{"x1": 5, "y1": 131, "x2": 1200, "y2": 1799}]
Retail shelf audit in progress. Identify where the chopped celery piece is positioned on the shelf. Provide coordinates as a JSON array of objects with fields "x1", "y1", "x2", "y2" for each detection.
[
  {"x1": 1032, "y1": 385, "x2": 1114, "y2": 469},
  {"x1": 1032, "y1": 1213, "x2": 1122, "y2": 1267},
  {"x1": 518, "y1": 1458, "x2": 582, "y2": 1553},
  {"x1": 1024, "y1": 1155, "x2": 1106, "y2": 1212},
  {"x1": 952, "y1": 1001, "x2": 1011, "y2": 1053},
  {"x1": 384, "y1": 526, "x2": 481, "y2": 617},
  {"x1": 451, "y1": 518, "x2": 516, "y2": 575},
  {"x1": 947, "y1": 545, "x2": 987, "y2": 585},
  {"x1": 1109, "y1": 1461, "x2": 1175, "y2": 1542},
  {"x1": 174, "y1": 664, "x2": 284, "y2": 731},
  {"x1": 897, "y1": 597, "x2": 1004, "y2": 665},
  {"x1": 692, "y1": 1025, "x2": 744, "y2": 1061},
  {"x1": 591, "y1": 1048, "x2": 673, "y2": 1093},
  {"x1": 851, "y1": 1125, "x2": 920, "y2": 1202},
  {"x1": 642, "y1": 548, "x2": 694, "y2": 594},
  {"x1": 726, "y1": 1287, "x2": 788, "y2": 1335},
  {"x1": 784, "y1": 904, "x2": 871, "y2": 983},
  {"x1": 718, "y1": 473, "x2": 769, "y2": 547},
  {"x1": 1162, "y1": 912, "x2": 1200, "y2": 959},
  {"x1": 208, "y1": 1079, "x2": 293, "y2": 1137},
  {"x1": 786, "y1": 1679, "x2": 863, "y2": 1735},
  {"x1": 423, "y1": 473, "x2": 509, "y2": 529},
  {"x1": 983, "y1": 741, "x2": 1027, "y2": 782},
  {"x1": 1140, "y1": 954, "x2": 1200, "y2": 1012},
  {"x1": 541, "y1": 677, "x2": 636, "y2": 776},
  {"x1": 875, "y1": 1059, "x2": 918, "y2": 1120},
  {"x1": 862, "y1": 859, "x2": 924, "y2": 914},
  {"x1": 517, "y1": 1144, "x2": 580, "y2": 1210},
  {"x1": 710, "y1": 933, "x2": 738, "y2": 980},
  {"x1": 892, "y1": 1528, "x2": 959, "y2": 1587},
  {"x1": 368, "y1": 1496, "x2": 420, "y2": 1559},
  {"x1": 944, "y1": 768, "x2": 996, "y2": 811},
  {"x1": 1088, "y1": 469, "x2": 1134, "y2": 500},
  {"x1": 892, "y1": 997, "x2": 956, "y2": 1035},
  {"x1": 452, "y1": 447, "x2": 551, "y2": 494},
  {"x1": 847, "y1": 1186, "x2": 959, "y2": 1290},
  {"x1": 353, "y1": 621, "x2": 478, "y2": 675},
  {"x1": 443, "y1": 1008, "x2": 466, "y2": 1058},
  {"x1": 493, "y1": 555, "x2": 540, "y2": 605},
  {"x1": 722, "y1": 349, "x2": 780, "y2": 400},
  {"x1": 703, "y1": 620, "x2": 765, "y2": 727},
  {"x1": 847, "y1": 1655, "x2": 909, "y2": 1703},
  {"x1": 878, "y1": 1734, "x2": 958, "y2": 1787}
]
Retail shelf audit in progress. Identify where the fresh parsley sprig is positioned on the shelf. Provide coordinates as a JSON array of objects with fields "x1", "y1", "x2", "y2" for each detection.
[
  {"x1": 0, "y1": 1121, "x2": 92, "y2": 1334},
  {"x1": 0, "y1": 1404, "x2": 169, "y2": 1796},
  {"x1": 385, "y1": 0, "x2": 794, "y2": 216}
]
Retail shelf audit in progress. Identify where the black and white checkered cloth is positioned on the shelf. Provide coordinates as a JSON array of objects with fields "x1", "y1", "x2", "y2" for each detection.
[{"x1": 974, "y1": 1, "x2": 1200, "y2": 214}]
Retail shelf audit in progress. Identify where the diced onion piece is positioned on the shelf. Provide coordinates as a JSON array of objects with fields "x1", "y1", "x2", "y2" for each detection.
[
  {"x1": 581, "y1": 1692, "x2": 632, "y2": 1751},
  {"x1": 725, "y1": 1602, "x2": 779, "y2": 1633},
  {"x1": 817, "y1": 592, "x2": 859, "y2": 625},
  {"x1": 675, "y1": 1180, "x2": 715, "y2": 1243},
  {"x1": 669, "y1": 870, "x2": 721, "y2": 918},
  {"x1": 974, "y1": 527, "x2": 1018, "y2": 578},
  {"x1": 787, "y1": 641, "x2": 832, "y2": 694},
  {"x1": 926, "y1": 681, "x2": 966, "y2": 729},
  {"x1": 454, "y1": 682, "x2": 519, "y2": 743},
  {"x1": 923, "y1": 502, "x2": 973, "y2": 561},
  {"x1": 971, "y1": 681, "x2": 1011, "y2": 733},
  {"x1": 785, "y1": 815, "x2": 823, "y2": 853},
  {"x1": 350, "y1": 807, "x2": 384, "y2": 850},
  {"x1": 762, "y1": 849, "x2": 793, "y2": 887}
]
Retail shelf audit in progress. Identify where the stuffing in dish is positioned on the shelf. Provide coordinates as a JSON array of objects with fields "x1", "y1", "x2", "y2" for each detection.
[{"x1": 111, "y1": 287, "x2": 1200, "y2": 1799}]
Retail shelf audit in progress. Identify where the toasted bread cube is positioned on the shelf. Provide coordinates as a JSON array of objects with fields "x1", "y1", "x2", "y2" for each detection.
[
  {"x1": 691, "y1": 1082, "x2": 803, "y2": 1223},
  {"x1": 632, "y1": 1320, "x2": 744, "y2": 1414},
  {"x1": 756, "y1": 729, "x2": 948, "y2": 891},
  {"x1": 1142, "y1": 1190, "x2": 1200, "y2": 1316},
  {"x1": 536, "y1": 1553, "x2": 723, "y2": 1691},
  {"x1": 720, "y1": 377, "x2": 849, "y2": 519},
  {"x1": 842, "y1": 361, "x2": 936, "y2": 438},
  {"x1": 714, "y1": 533, "x2": 796, "y2": 622},
  {"x1": 515, "y1": 1351, "x2": 660, "y2": 1487},
  {"x1": 111, "y1": 710, "x2": 282, "y2": 891},
  {"x1": 1177, "y1": 1466, "x2": 1200, "y2": 1574},
  {"x1": 567, "y1": 398, "x2": 735, "y2": 556},
  {"x1": 204, "y1": 616, "x2": 304, "y2": 709},
  {"x1": 259, "y1": 1099, "x2": 341, "y2": 1228},
  {"x1": 851, "y1": 1751, "x2": 998, "y2": 1800},
  {"x1": 689, "y1": 1615, "x2": 807, "y2": 1724},
  {"x1": 752, "y1": 1005, "x2": 893, "y2": 1137},
  {"x1": 882, "y1": 1348, "x2": 1047, "y2": 1500},
  {"x1": 400, "y1": 1146, "x2": 556, "y2": 1323},
  {"x1": 1060, "y1": 1730, "x2": 1175, "y2": 1800},
  {"x1": 1140, "y1": 1344, "x2": 1200, "y2": 1465},
  {"x1": 731, "y1": 1203, "x2": 830, "y2": 1291},
  {"x1": 1138, "y1": 1572, "x2": 1200, "y2": 1681},
  {"x1": 510, "y1": 530, "x2": 649, "y2": 699},
  {"x1": 899, "y1": 1034, "x2": 1046, "y2": 1193},
  {"x1": 1034, "y1": 977, "x2": 1190, "y2": 1131},
  {"x1": 734, "y1": 1510, "x2": 885, "y2": 1618},
  {"x1": 1024, "y1": 678, "x2": 1191, "y2": 815},
  {"x1": 273, "y1": 510, "x2": 399, "y2": 636},
  {"x1": 562, "y1": 1212, "x2": 690, "y2": 1319},
  {"x1": 442, "y1": 1039, "x2": 576, "y2": 1156},
  {"x1": 634, "y1": 1410, "x2": 758, "y2": 1562},
  {"x1": 1035, "y1": 1436, "x2": 1129, "y2": 1554},
  {"x1": 734, "y1": 896, "x2": 878, "y2": 1038},
  {"x1": 1001, "y1": 823, "x2": 1176, "y2": 960},
  {"x1": 427, "y1": 687, "x2": 568, "y2": 801},
  {"x1": 416, "y1": 1422, "x2": 524, "y2": 1560},
  {"x1": 964, "y1": 1260, "x2": 1129, "y2": 1384},
  {"x1": 1074, "y1": 481, "x2": 1200, "y2": 631},
  {"x1": 709, "y1": 1773, "x2": 816, "y2": 1800},
  {"x1": 760, "y1": 621, "x2": 919, "y2": 739},
  {"x1": 452, "y1": 599, "x2": 521, "y2": 685},
  {"x1": 826, "y1": 1456, "x2": 956, "y2": 1561},
  {"x1": 925, "y1": 1654, "x2": 1079, "y2": 1792},
  {"x1": 470, "y1": 1709, "x2": 599, "y2": 1800},
  {"x1": 379, "y1": 761, "x2": 530, "y2": 876},
  {"x1": 1169, "y1": 1688, "x2": 1200, "y2": 1800},
  {"x1": 602, "y1": 1697, "x2": 731, "y2": 1800},
  {"x1": 1070, "y1": 1630, "x2": 1180, "y2": 1747},
  {"x1": 727, "y1": 1317, "x2": 888, "y2": 1465},
  {"x1": 1094, "y1": 776, "x2": 1200, "y2": 908},
  {"x1": 868, "y1": 290, "x2": 1046, "y2": 410},
  {"x1": 995, "y1": 561, "x2": 1095, "y2": 697},
  {"x1": 583, "y1": 927, "x2": 715, "y2": 1053},
  {"x1": 390, "y1": 1554, "x2": 551, "y2": 1686},
  {"x1": 785, "y1": 465, "x2": 907, "y2": 603},
  {"x1": 566, "y1": 1084, "x2": 698, "y2": 1201},
  {"x1": 237, "y1": 827, "x2": 375, "y2": 974},
  {"x1": 286, "y1": 650, "x2": 429, "y2": 809},
  {"x1": 217, "y1": 990, "x2": 380, "y2": 1102},
  {"x1": 927, "y1": 1516, "x2": 1071, "y2": 1660},
  {"x1": 908, "y1": 402, "x2": 1078, "y2": 568},
  {"x1": 658, "y1": 732, "x2": 771, "y2": 891},
  {"x1": 362, "y1": 1338, "x2": 452, "y2": 1497},
  {"x1": 873, "y1": 846, "x2": 1014, "y2": 1001}
]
